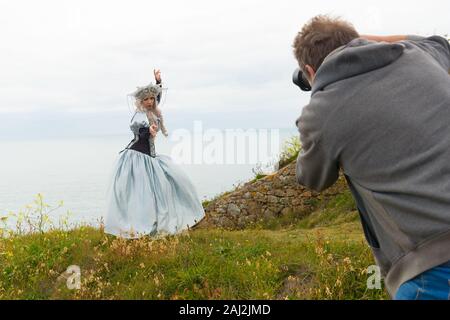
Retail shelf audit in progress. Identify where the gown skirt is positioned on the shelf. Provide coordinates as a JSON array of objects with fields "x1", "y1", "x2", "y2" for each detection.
[{"x1": 105, "y1": 148, "x2": 205, "y2": 238}]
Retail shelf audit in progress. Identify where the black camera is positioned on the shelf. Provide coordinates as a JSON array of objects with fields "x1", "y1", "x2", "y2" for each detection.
[{"x1": 292, "y1": 68, "x2": 311, "y2": 92}]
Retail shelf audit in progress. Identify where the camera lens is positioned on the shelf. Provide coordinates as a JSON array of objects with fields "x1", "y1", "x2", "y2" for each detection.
[{"x1": 292, "y1": 68, "x2": 311, "y2": 92}]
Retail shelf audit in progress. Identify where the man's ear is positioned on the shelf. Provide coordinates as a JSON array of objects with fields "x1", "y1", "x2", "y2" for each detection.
[{"x1": 305, "y1": 65, "x2": 316, "y2": 84}]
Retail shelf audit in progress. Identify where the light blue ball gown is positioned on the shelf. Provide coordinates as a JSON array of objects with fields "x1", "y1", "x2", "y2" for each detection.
[{"x1": 105, "y1": 109, "x2": 205, "y2": 238}]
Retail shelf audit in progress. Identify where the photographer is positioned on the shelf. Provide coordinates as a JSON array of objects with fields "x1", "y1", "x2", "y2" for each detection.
[{"x1": 292, "y1": 15, "x2": 450, "y2": 299}]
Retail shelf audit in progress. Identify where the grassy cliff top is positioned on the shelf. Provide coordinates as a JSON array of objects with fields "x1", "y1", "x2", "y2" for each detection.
[
  {"x1": 0, "y1": 188, "x2": 388, "y2": 300},
  {"x1": 0, "y1": 136, "x2": 389, "y2": 300}
]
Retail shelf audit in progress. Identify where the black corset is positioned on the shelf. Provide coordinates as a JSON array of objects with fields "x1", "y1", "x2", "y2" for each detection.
[{"x1": 124, "y1": 126, "x2": 156, "y2": 157}]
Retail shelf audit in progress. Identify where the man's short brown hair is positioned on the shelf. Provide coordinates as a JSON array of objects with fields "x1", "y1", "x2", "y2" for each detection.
[{"x1": 293, "y1": 15, "x2": 359, "y2": 72}]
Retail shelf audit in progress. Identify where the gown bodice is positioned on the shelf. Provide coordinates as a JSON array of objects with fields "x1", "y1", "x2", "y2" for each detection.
[{"x1": 123, "y1": 110, "x2": 160, "y2": 158}]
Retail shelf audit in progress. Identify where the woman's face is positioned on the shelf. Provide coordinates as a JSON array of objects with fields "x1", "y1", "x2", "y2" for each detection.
[{"x1": 141, "y1": 96, "x2": 155, "y2": 109}]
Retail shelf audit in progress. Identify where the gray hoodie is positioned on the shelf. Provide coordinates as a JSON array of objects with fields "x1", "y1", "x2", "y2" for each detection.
[{"x1": 295, "y1": 35, "x2": 450, "y2": 297}]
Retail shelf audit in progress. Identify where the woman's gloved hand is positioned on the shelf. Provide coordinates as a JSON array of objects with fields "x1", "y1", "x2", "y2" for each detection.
[{"x1": 149, "y1": 123, "x2": 158, "y2": 138}]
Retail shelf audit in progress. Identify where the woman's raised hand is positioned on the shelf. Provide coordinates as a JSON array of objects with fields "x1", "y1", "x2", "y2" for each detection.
[{"x1": 154, "y1": 69, "x2": 162, "y2": 83}]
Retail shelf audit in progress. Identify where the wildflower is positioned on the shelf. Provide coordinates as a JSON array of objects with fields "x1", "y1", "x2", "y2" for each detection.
[{"x1": 315, "y1": 246, "x2": 325, "y2": 256}]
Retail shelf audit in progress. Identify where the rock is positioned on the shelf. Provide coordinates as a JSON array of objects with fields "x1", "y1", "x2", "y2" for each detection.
[
  {"x1": 284, "y1": 177, "x2": 297, "y2": 185},
  {"x1": 281, "y1": 207, "x2": 294, "y2": 216},
  {"x1": 269, "y1": 205, "x2": 283, "y2": 215},
  {"x1": 216, "y1": 207, "x2": 226, "y2": 214},
  {"x1": 247, "y1": 203, "x2": 260, "y2": 216},
  {"x1": 274, "y1": 190, "x2": 285, "y2": 197},
  {"x1": 202, "y1": 161, "x2": 347, "y2": 229},
  {"x1": 219, "y1": 217, "x2": 235, "y2": 229},
  {"x1": 301, "y1": 191, "x2": 312, "y2": 197},
  {"x1": 237, "y1": 216, "x2": 248, "y2": 228},
  {"x1": 227, "y1": 203, "x2": 241, "y2": 217},
  {"x1": 271, "y1": 180, "x2": 283, "y2": 189},
  {"x1": 286, "y1": 189, "x2": 297, "y2": 197},
  {"x1": 263, "y1": 208, "x2": 275, "y2": 219}
]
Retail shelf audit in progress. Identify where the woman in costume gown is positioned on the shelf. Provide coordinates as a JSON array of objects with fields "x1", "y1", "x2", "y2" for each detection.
[{"x1": 105, "y1": 70, "x2": 205, "y2": 238}]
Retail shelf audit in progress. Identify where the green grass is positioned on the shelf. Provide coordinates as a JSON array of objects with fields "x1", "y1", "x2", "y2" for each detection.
[
  {"x1": 0, "y1": 188, "x2": 388, "y2": 300},
  {"x1": 250, "y1": 173, "x2": 268, "y2": 183},
  {"x1": 296, "y1": 190, "x2": 359, "y2": 229},
  {"x1": 0, "y1": 139, "x2": 388, "y2": 300},
  {"x1": 277, "y1": 136, "x2": 301, "y2": 170}
]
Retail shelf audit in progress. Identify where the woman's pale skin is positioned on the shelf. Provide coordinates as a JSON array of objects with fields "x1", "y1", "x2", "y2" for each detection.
[{"x1": 142, "y1": 69, "x2": 162, "y2": 138}]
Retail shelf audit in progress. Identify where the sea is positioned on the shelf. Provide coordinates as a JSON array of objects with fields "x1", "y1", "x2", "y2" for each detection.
[{"x1": 0, "y1": 128, "x2": 298, "y2": 230}]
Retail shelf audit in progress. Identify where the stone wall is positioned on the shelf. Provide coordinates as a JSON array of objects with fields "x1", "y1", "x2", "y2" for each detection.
[{"x1": 196, "y1": 161, "x2": 347, "y2": 229}]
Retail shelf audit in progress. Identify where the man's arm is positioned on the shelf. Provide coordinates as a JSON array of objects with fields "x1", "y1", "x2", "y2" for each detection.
[
  {"x1": 295, "y1": 115, "x2": 340, "y2": 192},
  {"x1": 361, "y1": 34, "x2": 450, "y2": 72},
  {"x1": 359, "y1": 34, "x2": 408, "y2": 43}
]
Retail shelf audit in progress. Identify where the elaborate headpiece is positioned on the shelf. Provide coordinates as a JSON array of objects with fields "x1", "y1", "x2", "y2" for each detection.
[
  {"x1": 126, "y1": 82, "x2": 167, "y2": 114},
  {"x1": 130, "y1": 83, "x2": 162, "y2": 101}
]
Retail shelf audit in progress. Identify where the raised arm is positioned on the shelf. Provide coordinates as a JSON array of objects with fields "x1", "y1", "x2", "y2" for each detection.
[
  {"x1": 154, "y1": 69, "x2": 162, "y2": 104},
  {"x1": 360, "y1": 34, "x2": 450, "y2": 72}
]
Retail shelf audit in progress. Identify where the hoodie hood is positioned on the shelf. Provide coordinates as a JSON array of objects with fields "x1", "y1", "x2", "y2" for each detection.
[{"x1": 311, "y1": 38, "x2": 405, "y2": 95}]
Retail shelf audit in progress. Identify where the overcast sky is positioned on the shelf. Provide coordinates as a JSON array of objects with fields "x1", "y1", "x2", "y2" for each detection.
[{"x1": 1, "y1": 0, "x2": 449, "y2": 138}]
